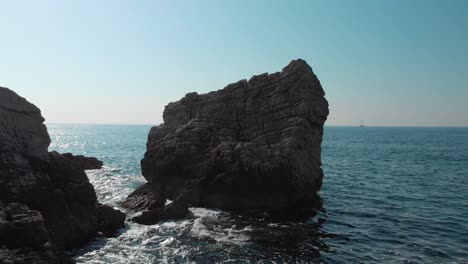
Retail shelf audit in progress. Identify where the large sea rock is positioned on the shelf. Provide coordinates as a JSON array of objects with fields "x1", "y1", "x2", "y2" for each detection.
[
  {"x1": 0, "y1": 87, "x2": 126, "y2": 263},
  {"x1": 128, "y1": 59, "x2": 329, "y2": 224}
]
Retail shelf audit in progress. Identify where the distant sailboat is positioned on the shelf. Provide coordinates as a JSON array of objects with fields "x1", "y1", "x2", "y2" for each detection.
[{"x1": 360, "y1": 120, "x2": 365, "y2": 127}]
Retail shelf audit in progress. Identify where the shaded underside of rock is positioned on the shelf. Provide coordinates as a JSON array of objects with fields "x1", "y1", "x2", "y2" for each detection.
[
  {"x1": 0, "y1": 87, "x2": 126, "y2": 263},
  {"x1": 132, "y1": 59, "x2": 329, "y2": 222}
]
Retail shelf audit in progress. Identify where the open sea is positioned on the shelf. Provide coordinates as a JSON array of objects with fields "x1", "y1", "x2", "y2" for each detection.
[{"x1": 47, "y1": 125, "x2": 468, "y2": 264}]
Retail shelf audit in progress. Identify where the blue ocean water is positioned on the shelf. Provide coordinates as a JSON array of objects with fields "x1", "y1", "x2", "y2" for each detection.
[{"x1": 47, "y1": 125, "x2": 468, "y2": 264}]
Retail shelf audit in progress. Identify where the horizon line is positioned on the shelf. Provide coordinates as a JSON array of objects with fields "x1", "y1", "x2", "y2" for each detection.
[{"x1": 44, "y1": 123, "x2": 468, "y2": 128}]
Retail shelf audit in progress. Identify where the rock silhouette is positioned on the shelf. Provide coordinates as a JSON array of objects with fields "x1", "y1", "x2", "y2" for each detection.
[
  {"x1": 128, "y1": 59, "x2": 329, "y2": 224},
  {"x1": 0, "y1": 87, "x2": 125, "y2": 263}
]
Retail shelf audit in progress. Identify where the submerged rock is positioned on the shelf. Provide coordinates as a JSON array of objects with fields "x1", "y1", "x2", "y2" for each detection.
[
  {"x1": 0, "y1": 87, "x2": 126, "y2": 263},
  {"x1": 128, "y1": 59, "x2": 329, "y2": 224}
]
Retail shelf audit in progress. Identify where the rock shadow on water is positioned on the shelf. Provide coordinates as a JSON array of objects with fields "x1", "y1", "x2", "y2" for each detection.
[{"x1": 183, "y1": 194, "x2": 334, "y2": 263}]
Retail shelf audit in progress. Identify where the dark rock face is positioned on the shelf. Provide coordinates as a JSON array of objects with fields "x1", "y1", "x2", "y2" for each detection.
[
  {"x1": 130, "y1": 59, "x2": 328, "y2": 224},
  {"x1": 0, "y1": 202, "x2": 49, "y2": 249},
  {"x1": 0, "y1": 87, "x2": 125, "y2": 263},
  {"x1": 0, "y1": 202, "x2": 74, "y2": 263}
]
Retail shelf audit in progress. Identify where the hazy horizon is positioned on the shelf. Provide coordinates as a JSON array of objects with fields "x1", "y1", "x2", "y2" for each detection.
[
  {"x1": 1, "y1": 0, "x2": 467, "y2": 127},
  {"x1": 44, "y1": 122, "x2": 468, "y2": 128}
]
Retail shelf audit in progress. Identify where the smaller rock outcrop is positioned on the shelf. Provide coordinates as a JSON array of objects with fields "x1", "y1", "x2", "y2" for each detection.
[
  {"x1": 61, "y1": 153, "x2": 104, "y2": 170},
  {"x1": 123, "y1": 183, "x2": 166, "y2": 211},
  {"x1": 130, "y1": 198, "x2": 189, "y2": 225},
  {"x1": 0, "y1": 87, "x2": 125, "y2": 263},
  {"x1": 96, "y1": 204, "x2": 126, "y2": 237},
  {"x1": 125, "y1": 184, "x2": 189, "y2": 225}
]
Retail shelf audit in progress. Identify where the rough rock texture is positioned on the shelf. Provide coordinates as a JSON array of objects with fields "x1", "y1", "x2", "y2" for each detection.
[
  {"x1": 130, "y1": 59, "x2": 328, "y2": 224},
  {"x1": 0, "y1": 202, "x2": 49, "y2": 249},
  {"x1": 0, "y1": 87, "x2": 125, "y2": 263}
]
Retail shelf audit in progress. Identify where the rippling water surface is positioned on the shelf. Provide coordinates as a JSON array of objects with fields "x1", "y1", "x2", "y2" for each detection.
[{"x1": 47, "y1": 125, "x2": 468, "y2": 263}]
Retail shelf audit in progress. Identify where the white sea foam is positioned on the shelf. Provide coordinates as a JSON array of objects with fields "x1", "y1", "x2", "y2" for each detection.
[
  {"x1": 189, "y1": 207, "x2": 251, "y2": 245},
  {"x1": 74, "y1": 205, "x2": 254, "y2": 263}
]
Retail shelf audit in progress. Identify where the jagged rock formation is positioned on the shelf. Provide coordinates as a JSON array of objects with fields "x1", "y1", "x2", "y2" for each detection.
[
  {"x1": 0, "y1": 87, "x2": 125, "y2": 263},
  {"x1": 127, "y1": 59, "x2": 329, "y2": 224}
]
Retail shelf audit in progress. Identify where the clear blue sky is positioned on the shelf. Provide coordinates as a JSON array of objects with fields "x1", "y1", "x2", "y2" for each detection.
[{"x1": 1, "y1": 0, "x2": 467, "y2": 126}]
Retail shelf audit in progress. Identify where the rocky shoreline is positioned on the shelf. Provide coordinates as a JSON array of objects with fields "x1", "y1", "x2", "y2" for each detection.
[
  {"x1": 0, "y1": 87, "x2": 125, "y2": 263},
  {"x1": 1, "y1": 58, "x2": 328, "y2": 262}
]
